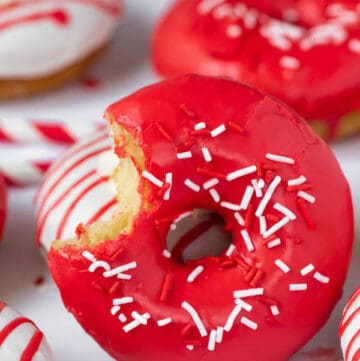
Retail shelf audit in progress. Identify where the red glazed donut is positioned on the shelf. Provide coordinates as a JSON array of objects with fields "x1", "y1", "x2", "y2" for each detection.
[
  {"x1": 48, "y1": 75, "x2": 353, "y2": 361},
  {"x1": 152, "y1": 0, "x2": 360, "y2": 140}
]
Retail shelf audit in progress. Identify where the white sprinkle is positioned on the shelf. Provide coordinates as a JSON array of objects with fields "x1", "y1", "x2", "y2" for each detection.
[
  {"x1": 227, "y1": 24, "x2": 242, "y2": 38},
  {"x1": 209, "y1": 189, "x2": 221, "y2": 203},
  {"x1": 297, "y1": 191, "x2": 316, "y2": 203},
  {"x1": 201, "y1": 147, "x2": 213, "y2": 162},
  {"x1": 210, "y1": 124, "x2": 226, "y2": 137},
  {"x1": 234, "y1": 298, "x2": 253, "y2": 312},
  {"x1": 255, "y1": 176, "x2": 282, "y2": 217},
  {"x1": 240, "y1": 316, "x2": 258, "y2": 330},
  {"x1": 244, "y1": 10, "x2": 257, "y2": 29},
  {"x1": 162, "y1": 249, "x2": 171, "y2": 258},
  {"x1": 197, "y1": 0, "x2": 225, "y2": 14},
  {"x1": 203, "y1": 178, "x2": 219, "y2": 189},
  {"x1": 275, "y1": 259, "x2": 291, "y2": 273},
  {"x1": 216, "y1": 327, "x2": 224, "y2": 343},
  {"x1": 273, "y1": 203, "x2": 297, "y2": 220},
  {"x1": 300, "y1": 264, "x2": 315, "y2": 276},
  {"x1": 234, "y1": 3, "x2": 247, "y2": 17},
  {"x1": 288, "y1": 175, "x2": 307, "y2": 187},
  {"x1": 177, "y1": 151, "x2": 193, "y2": 160},
  {"x1": 221, "y1": 201, "x2": 242, "y2": 211},
  {"x1": 185, "y1": 179, "x2": 201, "y2": 192},
  {"x1": 118, "y1": 314, "x2": 127, "y2": 323},
  {"x1": 181, "y1": 302, "x2": 208, "y2": 337},
  {"x1": 157, "y1": 317, "x2": 173, "y2": 327},
  {"x1": 113, "y1": 297, "x2": 134, "y2": 306},
  {"x1": 313, "y1": 272, "x2": 330, "y2": 284},
  {"x1": 186, "y1": 345, "x2": 194, "y2": 351},
  {"x1": 266, "y1": 153, "x2": 295, "y2": 164},
  {"x1": 82, "y1": 251, "x2": 97, "y2": 263},
  {"x1": 103, "y1": 261, "x2": 137, "y2": 279},
  {"x1": 280, "y1": 56, "x2": 300, "y2": 70},
  {"x1": 224, "y1": 305, "x2": 242, "y2": 332},
  {"x1": 89, "y1": 260, "x2": 111, "y2": 273},
  {"x1": 187, "y1": 266, "x2": 205, "y2": 283},
  {"x1": 123, "y1": 312, "x2": 151, "y2": 333},
  {"x1": 349, "y1": 39, "x2": 360, "y2": 54},
  {"x1": 213, "y1": 3, "x2": 232, "y2": 19},
  {"x1": 234, "y1": 212, "x2": 245, "y2": 226},
  {"x1": 283, "y1": 8, "x2": 299, "y2": 22},
  {"x1": 259, "y1": 216, "x2": 267, "y2": 235},
  {"x1": 289, "y1": 284, "x2": 308, "y2": 291},
  {"x1": 194, "y1": 122, "x2": 206, "y2": 130},
  {"x1": 252, "y1": 179, "x2": 264, "y2": 198},
  {"x1": 142, "y1": 171, "x2": 164, "y2": 188},
  {"x1": 270, "y1": 305, "x2": 280, "y2": 316},
  {"x1": 263, "y1": 217, "x2": 290, "y2": 239},
  {"x1": 226, "y1": 244, "x2": 236, "y2": 257},
  {"x1": 240, "y1": 186, "x2": 254, "y2": 210},
  {"x1": 267, "y1": 238, "x2": 282, "y2": 249},
  {"x1": 241, "y1": 229, "x2": 255, "y2": 252},
  {"x1": 226, "y1": 165, "x2": 257, "y2": 181},
  {"x1": 163, "y1": 172, "x2": 173, "y2": 201},
  {"x1": 233, "y1": 288, "x2": 264, "y2": 299},
  {"x1": 208, "y1": 330, "x2": 217, "y2": 351},
  {"x1": 111, "y1": 306, "x2": 120, "y2": 316}
]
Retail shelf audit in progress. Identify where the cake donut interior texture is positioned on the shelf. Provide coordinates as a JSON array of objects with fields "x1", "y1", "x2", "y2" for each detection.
[
  {"x1": 43, "y1": 75, "x2": 354, "y2": 361},
  {"x1": 0, "y1": 0, "x2": 122, "y2": 99},
  {"x1": 152, "y1": 0, "x2": 360, "y2": 141}
]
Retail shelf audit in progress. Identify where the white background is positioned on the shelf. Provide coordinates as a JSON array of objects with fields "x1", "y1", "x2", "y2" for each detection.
[{"x1": 0, "y1": 1, "x2": 359, "y2": 360}]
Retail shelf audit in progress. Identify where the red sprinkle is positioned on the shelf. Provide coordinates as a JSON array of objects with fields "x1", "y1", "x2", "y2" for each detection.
[
  {"x1": 109, "y1": 281, "x2": 121, "y2": 295},
  {"x1": 228, "y1": 121, "x2": 245, "y2": 134},
  {"x1": 155, "y1": 122, "x2": 173, "y2": 142},
  {"x1": 297, "y1": 198, "x2": 316, "y2": 229},
  {"x1": 81, "y1": 76, "x2": 101, "y2": 90},
  {"x1": 110, "y1": 247, "x2": 125, "y2": 262},
  {"x1": 197, "y1": 167, "x2": 226, "y2": 179},
  {"x1": 265, "y1": 170, "x2": 273, "y2": 184},
  {"x1": 266, "y1": 213, "x2": 280, "y2": 223},
  {"x1": 287, "y1": 183, "x2": 312, "y2": 192},
  {"x1": 250, "y1": 269, "x2": 264, "y2": 287},
  {"x1": 245, "y1": 204, "x2": 255, "y2": 229},
  {"x1": 91, "y1": 281, "x2": 106, "y2": 293},
  {"x1": 244, "y1": 267, "x2": 257, "y2": 283},
  {"x1": 180, "y1": 104, "x2": 198, "y2": 119},
  {"x1": 220, "y1": 260, "x2": 237, "y2": 269},
  {"x1": 234, "y1": 256, "x2": 252, "y2": 272},
  {"x1": 256, "y1": 161, "x2": 263, "y2": 178},
  {"x1": 158, "y1": 183, "x2": 171, "y2": 198},
  {"x1": 191, "y1": 129, "x2": 211, "y2": 136},
  {"x1": 33, "y1": 276, "x2": 45, "y2": 287},
  {"x1": 181, "y1": 323, "x2": 195, "y2": 337},
  {"x1": 160, "y1": 273, "x2": 174, "y2": 302}
]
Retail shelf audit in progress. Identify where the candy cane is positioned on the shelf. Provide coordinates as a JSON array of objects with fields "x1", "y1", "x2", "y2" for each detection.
[{"x1": 0, "y1": 119, "x2": 106, "y2": 144}]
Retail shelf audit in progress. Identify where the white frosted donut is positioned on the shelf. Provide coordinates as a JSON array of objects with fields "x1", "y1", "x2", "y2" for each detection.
[
  {"x1": 340, "y1": 288, "x2": 360, "y2": 361},
  {"x1": 0, "y1": 0, "x2": 122, "y2": 78},
  {"x1": 0, "y1": 302, "x2": 52, "y2": 361}
]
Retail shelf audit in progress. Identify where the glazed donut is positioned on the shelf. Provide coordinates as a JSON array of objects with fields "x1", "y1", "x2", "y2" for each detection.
[
  {"x1": 0, "y1": 302, "x2": 52, "y2": 360},
  {"x1": 0, "y1": 0, "x2": 122, "y2": 99},
  {"x1": 152, "y1": 0, "x2": 360, "y2": 141},
  {"x1": 47, "y1": 75, "x2": 353, "y2": 361},
  {"x1": 340, "y1": 287, "x2": 360, "y2": 361}
]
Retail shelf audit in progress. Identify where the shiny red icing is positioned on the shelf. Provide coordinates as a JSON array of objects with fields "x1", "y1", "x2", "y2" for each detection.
[
  {"x1": 48, "y1": 75, "x2": 353, "y2": 361},
  {"x1": 152, "y1": 0, "x2": 360, "y2": 134}
]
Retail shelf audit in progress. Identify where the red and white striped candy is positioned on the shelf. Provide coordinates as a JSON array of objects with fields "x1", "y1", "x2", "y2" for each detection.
[
  {"x1": 0, "y1": 302, "x2": 52, "y2": 361},
  {"x1": 35, "y1": 131, "x2": 117, "y2": 252},
  {"x1": 340, "y1": 287, "x2": 360, "y2": 361}
]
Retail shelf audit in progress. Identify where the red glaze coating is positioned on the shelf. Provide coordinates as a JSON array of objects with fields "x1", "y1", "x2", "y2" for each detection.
[
  {"x1": 152, "y1": 0, "x2": 360, "y2": 139},
  {"x1": 0, "y1": 177, "x2": 6, "y2": 241},
  {"x1": 49, "y1": 75, "x2": 353, "y2": 361}
]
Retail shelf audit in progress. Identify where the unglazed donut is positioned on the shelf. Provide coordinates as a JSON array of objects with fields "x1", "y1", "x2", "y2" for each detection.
[
  {"x1": 152, "y1": 0, "x2": 360, "y2": 141},
  {"x1": 0, "y1": 0, "x2": 122, "y2": 99},
  {"x1": 47, "y1": 75, "x2": 353, "y2": 361},
  {"x1": 340, "y1": 287, "x2": 360, "y2": 361},
  {"x1": 0, "y1": 302, "x2": 52, "y2": 360}
]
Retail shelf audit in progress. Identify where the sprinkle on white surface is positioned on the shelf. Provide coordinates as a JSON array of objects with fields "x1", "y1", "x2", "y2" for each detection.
[
  {"x1": 142, "y1": 171, "x2": 164, "y2": 188},
  {"x1": 113, "y1": 297, "x2": 134, "y2": 306},
  {"x1": 177, "y1": 151, "x2": 193, "y2": 160},
  {"x1": 226, "y1": 165, "x2": 257, "y2": 181},
  {"x1": 194, "y1": 122, "x2": 207, "y2": 130},
  {"x1": 279, "y1": 56, "x2": 300, "y2": 69},
  {"x1": 157, "y1": 318, "x2": 172, "y2": 327},
  {"x1": 349, "y1": 39, "x2": 360, "y2": 54},
  {"x1": 275, "y1": 259, "x2": 291, "y2": 273},
  {"x1": 224, "y1": 305, "x2": 242, "y2": 332},
  {"x1": 259, "y1": 216, "x2": 267, "y2": 235},
  {"x1": 201, "y1": 147, "x2": 213, "y2": 162},
  {"x1": 300, "y1": 264, "x2": 315, "y2": 276},
  {"x1": 273, "y1": 203, "x2": 297, "y2": 220},
  {"x1": 288, "y1": 175, "x2": 307, "y2": 187},
  {"x1": 226, "y1": 244, "x2": 236, "y2": 257},
  {"x1": 297, "y1": 191, "x2": 316, "y2": 203},
  {"x1": 89, "y1": 261, "x2": 111, "y2": 273},
  {"x1": 289, "y1": 284, "x2": 308, "y2": 291},
  {"x1": 203, "y1": 178, "x2": 219, "y2": 189},
  {"x1": 241, "y1": 229, "x2": 255, "y2": 252},
  {"x1": 313, "y1": 272, "x2": 330, "y2": 284},
  {"x1": 227, "y1": 24, "x2": 242, "y2": 38},
  {"x1": 185, "y1": 179, "x2": 201, "y2": 192},
  {"x1": 181, "y1": 302, "x2": 208, "y2": 337},
  {"x1": 187, "y1": 266, "x2": 205, "y2": 283},
  {"x1": 270, "y1": 305, "x2": 280, "y2": 316},
  {"x1": 103, "y1": 261, "x2": 137, "y2": 279},
  {"x1": 208, "y1": 330, "x2": 217, "y2": 351},
  {"x1": 82, "y1": 251, "x2": 97, "y2": 263},
  {"x1": 240, "y1": 186, "x2": 254, "y2": 210},
  {"x1": 233, "y1": 288, "x2": 264, "y2": 299},
  {"x1": 240, "y1": 316, "x2": 258, "y2": 330},
  {"x1": 234, "y1": 212, "x2": 245, "y2": 226},
  {"x1": 266, "y1": 153, "x2": 295, "y2": 164},
  {"x1": 163, "y1": 172, "x2": 173, "y2": 201},
  {"x1": 162, "y1": 249, "x2": 172, "y2": 258},
  {"x1": 209, "y1": 189, "x2": 221, "y2": 203},
  {"x1": 255, "y1": 176, "x2": 282, "y2": 217},
  {"x1": 263, "y1": 217, "x2": 290, "y2": 239},
  {"x1": 221, "y1": 201, "x2": 242, "y2": 211},
  {"x1": 267, "y1": 238, "x2": 282, "y2": 248},
  {"x1": 210, "y1": 124, "x2": 226, "y2": 137}
]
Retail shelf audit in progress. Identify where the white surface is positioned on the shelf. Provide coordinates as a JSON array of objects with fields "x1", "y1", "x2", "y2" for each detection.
[{"x1": 0, "y1": 0, "x2": 359, "y2": 360}]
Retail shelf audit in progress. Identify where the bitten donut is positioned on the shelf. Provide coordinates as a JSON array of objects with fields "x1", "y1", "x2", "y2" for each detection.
[
  {"x1": 0, "y1": 0, "x2": 122, "y2": 99},
  {"x1": 0, "y1": 302, "x2": 52, "y2": 360},
  {"x1": 152, "y1": 0, "x2": 360, "y2": 141},
  {"x1": 47, "y1": 75, "x2": 353, "y2": 361},
  {"x1": 340, "y1": 287, "x2": 360, "y2": 361}
]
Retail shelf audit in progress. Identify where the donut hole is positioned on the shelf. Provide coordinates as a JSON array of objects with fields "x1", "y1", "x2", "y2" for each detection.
[{"x1": 166, "y1": 209, "x2": 232, "y2": 264}]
